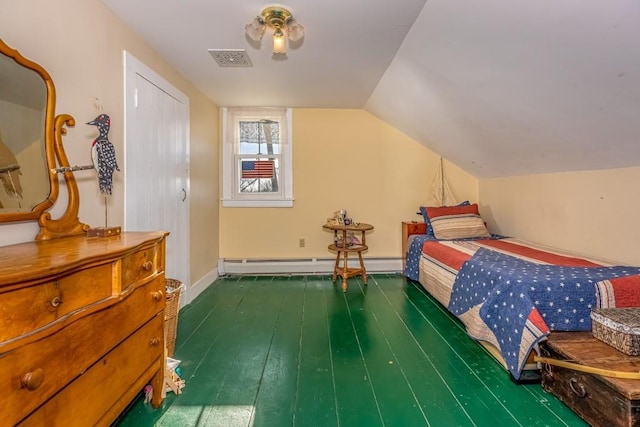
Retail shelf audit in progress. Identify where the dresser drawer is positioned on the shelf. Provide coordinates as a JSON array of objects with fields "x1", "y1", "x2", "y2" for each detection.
[
  {"x1": 121, "y1": 244, "x2": 164, "y2": 289},
  {"x1": 19, "y1": 313, "x2": 164, "y2": 427},
  {"x1": 2, "y1": 275, "x2": 164, "y2": 426},
  {"x1": 0, "y1": 263, "x2": 113, "y2": 345}
]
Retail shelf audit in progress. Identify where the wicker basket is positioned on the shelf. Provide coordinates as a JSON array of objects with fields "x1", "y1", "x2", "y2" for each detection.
[
  {"x1": 165, "y1": 279, "x2": 184, "y2": 357},
  {"x1": 591, "y1": 308, "x2": 640, "y2": 355}
]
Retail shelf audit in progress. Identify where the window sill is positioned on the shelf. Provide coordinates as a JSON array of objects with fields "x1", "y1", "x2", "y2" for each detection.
[{"x1": 222, "y1": 198, "x2": 294, "y2": 208}]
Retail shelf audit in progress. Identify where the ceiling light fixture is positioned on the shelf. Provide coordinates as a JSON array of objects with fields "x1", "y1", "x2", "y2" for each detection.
[{"x1": 245, "y1": 6, "x2": 304, "y2": 55}]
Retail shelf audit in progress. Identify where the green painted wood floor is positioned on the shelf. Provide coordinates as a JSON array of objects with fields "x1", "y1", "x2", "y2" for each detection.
[{"x1": 115, "y1": 274, "x2": 586, "y2": 427}]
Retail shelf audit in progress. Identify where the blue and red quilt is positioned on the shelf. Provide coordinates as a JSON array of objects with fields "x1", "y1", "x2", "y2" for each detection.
[{"x1": 412, "y1": 238, "x2": 640, "y2": 379}]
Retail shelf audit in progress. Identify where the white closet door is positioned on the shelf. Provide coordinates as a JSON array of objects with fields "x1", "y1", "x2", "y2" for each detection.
[{"x1": 124, "y1": 52, "x2": 190, "y2": 295}]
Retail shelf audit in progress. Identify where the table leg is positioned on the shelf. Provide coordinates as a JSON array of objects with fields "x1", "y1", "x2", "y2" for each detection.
[
  {"x1": 332, "y1": 251, "x2": 340, "y2": 281},
  {"x1": 342, "y1": 249, "x2": 349, "y2": 292},
  {"x1": 358, "y1": 250, "x2": 367, "y2": 284}
]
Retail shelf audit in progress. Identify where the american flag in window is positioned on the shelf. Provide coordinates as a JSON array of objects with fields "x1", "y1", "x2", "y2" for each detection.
[{"x1": 241, "y1": 160, "x2": 274, "y2": 179}]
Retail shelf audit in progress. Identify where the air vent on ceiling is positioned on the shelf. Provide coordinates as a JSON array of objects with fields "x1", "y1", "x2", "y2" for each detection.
[{"x1": 208, "y1": 49, "x2": 253, "y2": 67}]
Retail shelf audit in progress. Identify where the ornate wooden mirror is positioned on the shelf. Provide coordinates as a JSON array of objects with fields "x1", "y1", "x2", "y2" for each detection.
[{"x1": 0, "y1": 38, "x2": 88, "y2": 239}]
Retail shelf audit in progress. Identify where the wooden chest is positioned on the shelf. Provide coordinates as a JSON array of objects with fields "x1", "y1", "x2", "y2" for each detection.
[{"x1": 540, "y1": 332, "x2": 640, "y2": 427}]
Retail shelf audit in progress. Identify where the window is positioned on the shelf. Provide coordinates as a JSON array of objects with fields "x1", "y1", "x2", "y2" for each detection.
[{"x1": 222, "y1": 107, "x2": 293, "y2": 207}]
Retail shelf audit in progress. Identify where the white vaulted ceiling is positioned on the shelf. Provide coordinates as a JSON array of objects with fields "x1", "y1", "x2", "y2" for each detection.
[{"x1": 101, "y1": 0, "x2": 640, "y2": 178}]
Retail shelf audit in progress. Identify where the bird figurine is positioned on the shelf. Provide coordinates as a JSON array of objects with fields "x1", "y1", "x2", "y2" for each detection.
[{"x1": 87, "y1": 114, "x2": 119, "y2": 195}]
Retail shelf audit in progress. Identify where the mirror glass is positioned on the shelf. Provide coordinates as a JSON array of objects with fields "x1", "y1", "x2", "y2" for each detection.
[{"x1": 0, "y1": 41, "x2": 52, "y2": 219}]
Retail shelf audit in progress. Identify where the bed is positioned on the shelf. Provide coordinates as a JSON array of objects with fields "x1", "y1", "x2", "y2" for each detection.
[{"x1": 403, "y1": 203, "x2": 640, "y2": 380}]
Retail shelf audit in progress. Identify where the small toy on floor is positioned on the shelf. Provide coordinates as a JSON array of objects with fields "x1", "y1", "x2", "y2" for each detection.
[
  {"x1": 143, "y1": 385, "x2": 153, "y2": 404},
  {"x1": 163, "y1": 356, "x2": 186, "y2": 396},
  {"x1": 164, "y1": 369, "x2": 185, "y2": 395}
]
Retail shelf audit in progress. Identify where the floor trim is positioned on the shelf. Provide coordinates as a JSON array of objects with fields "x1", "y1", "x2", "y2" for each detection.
[{"x1": 183, "y1": 268, "x2": 218, "y2": 307}]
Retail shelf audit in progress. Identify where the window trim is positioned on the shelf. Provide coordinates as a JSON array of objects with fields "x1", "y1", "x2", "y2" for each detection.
[{"x1": 221, "y1": 107, "x2": 293, "y2": 207}]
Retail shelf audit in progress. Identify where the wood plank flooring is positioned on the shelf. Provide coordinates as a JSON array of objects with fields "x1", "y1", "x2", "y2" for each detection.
[{"x1": 115, "y1": 274, "x2": 586, "y2": 426}]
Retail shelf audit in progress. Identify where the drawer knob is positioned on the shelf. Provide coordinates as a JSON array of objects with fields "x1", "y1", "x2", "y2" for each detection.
[
  {"x1": 149, "y1": 337, "x2": 161, "y2": 347},
  {"x1": 152, "y1": 291, "x2": 164, "y2": 301},
  {"x1": 569, "y1": 377, "x2": 587, "y2": 398},
  {"x1": 143, "y1": 261, "x2": 153, "y2": 271},
  {"x1": 50, "y1": 296, "x2": 62, "y2": 308},
  {"x1": 21, "y1": 368, "x2": 44, "y2": 391}
]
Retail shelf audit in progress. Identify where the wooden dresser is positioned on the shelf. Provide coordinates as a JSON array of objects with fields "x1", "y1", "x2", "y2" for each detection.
[{"x1": 0, "y1": 231, "x2": 168, "y2": 426}]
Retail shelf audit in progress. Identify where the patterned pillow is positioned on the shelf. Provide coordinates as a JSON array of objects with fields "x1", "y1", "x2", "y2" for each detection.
[
  {"x1": 420, "y1": 200, "x2": 470, "y2": 238},
  {"x1": 425, "y1": 203, "x2": 490, "y2": 240}
]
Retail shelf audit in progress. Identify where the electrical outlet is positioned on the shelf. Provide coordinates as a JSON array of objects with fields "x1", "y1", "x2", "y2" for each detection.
[{"x1": 299, "y1": 238, "x2": 305, "y2": 248}]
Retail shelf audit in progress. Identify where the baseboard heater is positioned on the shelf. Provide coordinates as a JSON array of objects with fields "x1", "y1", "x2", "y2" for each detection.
[{"x1": 218, "y1": 257, "x2": 403, "y2": 275}]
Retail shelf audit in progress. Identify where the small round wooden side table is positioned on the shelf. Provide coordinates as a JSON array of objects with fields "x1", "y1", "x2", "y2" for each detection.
[{"x1": 322, "y1": 222, "x2": 374, "y2": 292}]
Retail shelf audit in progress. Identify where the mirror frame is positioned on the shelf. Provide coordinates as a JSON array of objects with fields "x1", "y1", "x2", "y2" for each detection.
[
  {"x1": 0, "y1": 39, "x2": 88, "y2": 239},
  {"x1": 0, "y1": 39, "x2": 55, "y2": 222}
]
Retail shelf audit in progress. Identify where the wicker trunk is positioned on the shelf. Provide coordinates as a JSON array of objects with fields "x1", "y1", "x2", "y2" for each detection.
[{"x1": 591, "y1": 308, "x2": 640, "y2": 356}]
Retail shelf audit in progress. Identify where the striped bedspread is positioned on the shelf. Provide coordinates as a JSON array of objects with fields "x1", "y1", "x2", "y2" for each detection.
[{"x1": 416, "y1": 238, "x2": 640, "y2": 379}]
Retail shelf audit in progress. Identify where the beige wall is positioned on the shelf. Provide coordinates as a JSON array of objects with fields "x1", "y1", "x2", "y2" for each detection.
[
  {"x1": 219, "y1": 109, "x2": 479, "y2": 260},
  {"x1": 189, "y1": 95, "x2": 219, "y2": 283},
  {"x1": 480, "y1": 166, "x2": 640, "y2": 265},
  {"x1": 0, "y1": 0, "x2": 219, "y2": 288}
]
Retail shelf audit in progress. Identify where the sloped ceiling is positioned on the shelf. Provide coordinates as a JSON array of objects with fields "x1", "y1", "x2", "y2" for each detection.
[
  {"x1": 367, "y1": 0, "x2": 640, "y2": 178},
  {"x1": 101, "y1": 0, "x2": 640, "y2": 178}
]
